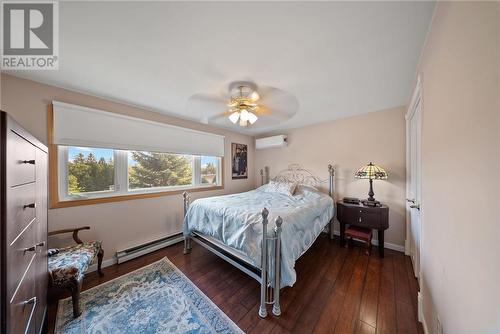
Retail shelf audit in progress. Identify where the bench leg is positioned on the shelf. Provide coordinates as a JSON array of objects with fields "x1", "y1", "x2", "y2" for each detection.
[
  {"x1": 97, "y1": 247, "x2": 104, "y2": 276},
  {"x1": 68, "y1": 278, "x2": 82, "y2": 318},
  {"x1": 346, "y1": 237, "x2": 353, "y2": 248}
]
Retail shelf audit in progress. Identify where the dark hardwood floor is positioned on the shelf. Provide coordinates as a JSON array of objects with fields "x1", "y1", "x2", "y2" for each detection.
[{"x1": 47, "y1": 235, "x2": 423, "y2": 334}]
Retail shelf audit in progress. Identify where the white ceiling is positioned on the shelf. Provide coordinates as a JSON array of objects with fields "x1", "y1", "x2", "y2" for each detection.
[{"x1": 7, "y1": 1, "x2": 435, "y2": 135}]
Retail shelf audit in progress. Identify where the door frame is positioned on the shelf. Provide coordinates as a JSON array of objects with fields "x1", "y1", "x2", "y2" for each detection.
[{"x1": 405, "y1": 74, "x2": 423, "y2": 279}]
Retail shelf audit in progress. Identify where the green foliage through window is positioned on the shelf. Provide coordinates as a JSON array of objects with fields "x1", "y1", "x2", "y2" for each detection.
[
  {"x1": 201, "y1": 162, "x2": 217, "y2": 184},
  {"x1": 67, "y1": 152, "x2": 114, "y2": 194},
  {"x1": 63, "y1": 147, "x2": 219, "y2": 199},
  {"x1": 129, "y1": 151, "x2": 193, "y2": 189}
]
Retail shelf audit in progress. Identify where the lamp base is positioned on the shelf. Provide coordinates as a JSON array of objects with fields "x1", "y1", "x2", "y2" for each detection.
[
  {"x1": 367, "y1": 178, "x2": 375, "y2": 201},
  {"x1": 362, "y1": 199, "x2": 381, "y2": 207}
]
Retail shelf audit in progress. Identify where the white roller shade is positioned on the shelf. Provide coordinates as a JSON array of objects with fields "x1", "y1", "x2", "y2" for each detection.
[{"x1": 52, "y1": 101, "x2": 225, "y2": 157}]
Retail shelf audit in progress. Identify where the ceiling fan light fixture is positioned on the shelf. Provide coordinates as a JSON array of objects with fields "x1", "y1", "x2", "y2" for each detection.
[
  {"x1": 226, "y1": 84, "x2": 261, "y2": 127},
  {"x1": 239, "y1": 118, "x2": 248, "y2": 127},
  {"x1": 247, "y1": 112, "x2": 258, "y2": 124},
  {"x1": 229, "y1": 111, "x2": 240, "y2": 124},
  {"x1": 239, "y1": 109, "x2": 249, "y2": 122},
  {"x1": 250, "y1": 91, "x2": 260, "y2": 101}
]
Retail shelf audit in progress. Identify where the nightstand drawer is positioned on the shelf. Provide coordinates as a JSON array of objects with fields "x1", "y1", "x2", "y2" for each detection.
[
  {"x1": 341, "y1": 207, "x2": 361, "y2": 225},
  {"x1": 342, "y1": 208, "x2": 380, "y2": 228},
  {"x1": 357, "y1": 211, "x2": 381, "y2": 229},
  {"x1": 337, "y1": 202, "x2": 389, "y2": 230}
]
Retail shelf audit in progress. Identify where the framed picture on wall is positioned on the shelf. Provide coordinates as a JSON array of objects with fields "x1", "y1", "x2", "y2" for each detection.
[{"x1": 231, "y1": 143, "x2": 248, "y2": 179}]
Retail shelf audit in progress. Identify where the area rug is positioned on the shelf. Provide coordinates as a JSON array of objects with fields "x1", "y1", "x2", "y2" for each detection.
[{"x1": 55, "y1": 257, "x2": 243, "y2": 334}]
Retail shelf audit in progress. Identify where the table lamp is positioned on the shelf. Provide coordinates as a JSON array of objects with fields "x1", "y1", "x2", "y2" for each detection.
[{"x1": 354, "y1": 162, "x2": 388, "y2": 206}]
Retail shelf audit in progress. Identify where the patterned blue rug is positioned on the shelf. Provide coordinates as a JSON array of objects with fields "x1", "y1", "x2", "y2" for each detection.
[{"x1": 55, "y1": 257, "x2": 243, "y2": 334}]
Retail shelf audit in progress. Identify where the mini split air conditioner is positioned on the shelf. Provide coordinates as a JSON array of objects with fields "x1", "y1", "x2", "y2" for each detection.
[{"x1": 255, "y1": 135, "x2": 287, "y2": 150}]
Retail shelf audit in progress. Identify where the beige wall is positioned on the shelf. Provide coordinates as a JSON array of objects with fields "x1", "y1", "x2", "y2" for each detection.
[
  {"x1": 418, "y1": 2, "x2": 500, "y2": 333},
  {"x1": 255, "y1": 107, "x2": 407, "y2": 248},
  {"x1": 1, "y1": 74, "x2": 255, "y2": 262}
]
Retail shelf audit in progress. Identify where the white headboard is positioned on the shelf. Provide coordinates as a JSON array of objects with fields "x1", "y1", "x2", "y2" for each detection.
[{"x1": 260, "y1": 164, "x2": 335, "y2": 197}]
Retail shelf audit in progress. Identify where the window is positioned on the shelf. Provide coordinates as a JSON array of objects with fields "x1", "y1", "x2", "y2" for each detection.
[
  {"x1": 128, "y1": 151, "x2": 193, "y2": 190},
  {"x1": 66, "y1": 147, "x2": 115, "y2": 195},
  {"x1": 201, "y1": 156, "x2": 218, "y2": 185},
  {"x1": 58, "y1": 146, "x2": 222, "y2": 202}
]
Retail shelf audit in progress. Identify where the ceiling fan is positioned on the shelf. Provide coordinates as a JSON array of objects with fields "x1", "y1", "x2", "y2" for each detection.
[
  {"x1": 227, "y1": 84, "x2": 260, "y2": 127},
  {"x1": 186, "y1": 81, "x2": 298, "y2": 129}
]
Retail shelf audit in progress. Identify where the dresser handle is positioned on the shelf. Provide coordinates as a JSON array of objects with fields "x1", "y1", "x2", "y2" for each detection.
[
  {"x1": 358, "y1": 217, "x2": 362, "y2": 223},
  {"x1": 23, "y1": 203, "x2": 36, "y2": 209},
  {"x1": 21, "y1": 159, "x2": 36, "y2": 165},
  {"x1": 36, "y1": 241, "x2": 45, "y2": 247},
  {"x1": 23, "y1": 245, "x2": 36, "y2": 253},
  {"x1": 22, "y1": 297, "x2": 37, "y2": 334},
  {"x1": 23, "y1": 296, "x2": 36, "y2": 305}
]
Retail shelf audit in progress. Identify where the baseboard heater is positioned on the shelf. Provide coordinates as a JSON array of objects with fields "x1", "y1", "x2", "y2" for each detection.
[{"x1": 116, "y1": 232, "x2": 184, "y2": 264}]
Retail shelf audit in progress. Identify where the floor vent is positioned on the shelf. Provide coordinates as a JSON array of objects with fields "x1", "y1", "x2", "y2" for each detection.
[{"x1": 116, "y1": 233, "x2": 183, "y2": 264}]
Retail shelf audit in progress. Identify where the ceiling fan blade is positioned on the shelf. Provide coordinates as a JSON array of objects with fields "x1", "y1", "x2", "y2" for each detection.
[
  {"x1": 186, "y1": 93, "x2": 228, "y2": 121},
  {"x1": 209, "y1": 110, "x2": 230, "y2": 119},
  {"x1": 258, "y1": 86, "x2": 299, "y2": 117}
]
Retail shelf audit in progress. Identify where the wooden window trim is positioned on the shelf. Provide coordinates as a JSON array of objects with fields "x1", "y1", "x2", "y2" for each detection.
[{"x1": 48, "y1": 105, "x2": 225, "y2": 209}]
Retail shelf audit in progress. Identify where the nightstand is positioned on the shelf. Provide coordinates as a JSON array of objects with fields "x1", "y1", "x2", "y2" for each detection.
[{"x1": 337, "y1": 201, "x2": 389, "y2": 257}]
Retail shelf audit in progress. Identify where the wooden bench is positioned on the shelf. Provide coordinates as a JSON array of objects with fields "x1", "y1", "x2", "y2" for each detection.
[
  {"x1": 345, "y1": 226, "x2": 373, "y2": 255},
  {"x1": 48, "y1": 226, "x2": 103, "y2": 317}
]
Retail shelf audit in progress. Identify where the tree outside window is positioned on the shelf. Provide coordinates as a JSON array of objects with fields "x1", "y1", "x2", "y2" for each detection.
[
  {"x1": 128, "y1": 151, "x2": 193, "y2": 189},
  {"x1": 64, "y1": 147, "x2": 218, "y2": 200},
  {"x1": 67, "y1": 149, "x2": 114, "y2": 194}
]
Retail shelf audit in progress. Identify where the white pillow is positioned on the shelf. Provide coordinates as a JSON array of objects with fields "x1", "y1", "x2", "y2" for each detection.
[
  {"x1": 294, "y1": 184, "x2": 319, "y2": 195},
  {"x1": 265, "y1": 180, "x2": 297, "y2": 196}
]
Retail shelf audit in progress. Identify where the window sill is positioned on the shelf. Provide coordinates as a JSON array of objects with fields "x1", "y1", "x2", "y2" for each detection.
[{"x1": 50, "y1": 185, "x2": 224, "y2": 209}]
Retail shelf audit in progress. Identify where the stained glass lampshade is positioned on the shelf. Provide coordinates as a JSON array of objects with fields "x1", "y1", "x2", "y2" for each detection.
[{"x1": 354, "y1": 162, "x2": 388, "y2": 203}]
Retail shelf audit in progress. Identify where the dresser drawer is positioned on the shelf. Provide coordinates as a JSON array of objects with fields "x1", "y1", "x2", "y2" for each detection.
[
  {"x1": 7, "y1": 220, "x2": 37, "y2": 302},
  {"x1": 8, "y1": 260, "x2": 36, "y2": 334},
  {"x1": 1, "y1": 112, "x2": 48, "y2": 334},
  {"x1": 8, "y1": 130, "x2": 36, "y2": 187},
  {"x1": 7, "y1": 183, "x2": 36, "y2": 244}
]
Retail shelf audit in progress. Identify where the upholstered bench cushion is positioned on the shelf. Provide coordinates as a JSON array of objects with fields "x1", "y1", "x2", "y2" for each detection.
[
  {"x1": 48, "y1": 241, "x2": 101, "y2": 286},
  {"x1": 345, "y1": 226, "x2": 372, "y2": 241}
]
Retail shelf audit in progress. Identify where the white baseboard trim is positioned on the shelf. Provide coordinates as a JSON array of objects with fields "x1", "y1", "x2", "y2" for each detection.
[
  {"x1": 417, "y1": 291, "x2": 430, "y2": 334},
  {"x1": 331, "y1": 230, "x2": 405, "y2": 253},
  {"x1": 85, "y1": 235, "x2": 184, "y2": 273},
  {"x1": 418, "y1": 292, "x2": 423, "y2": 322},
  {"x1": 86, "y1": 257, "x2": 117, "y2": 273},
  {"x1": 422, "y1": 313, "x2": 430, "y2": 334},
  {"x1": 116, "y1": 235, "x2": 184, "y2": 264}
]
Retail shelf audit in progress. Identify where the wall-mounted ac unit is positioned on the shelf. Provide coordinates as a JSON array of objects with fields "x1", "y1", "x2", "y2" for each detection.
[{"x1": 256, "y1": 135, "x2": 287, "y2": 150}]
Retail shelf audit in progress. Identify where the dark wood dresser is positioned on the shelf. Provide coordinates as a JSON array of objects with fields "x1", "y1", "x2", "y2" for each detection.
[
  {"x1": 337, "y1": 201, "x2": 389, "y2": 257},
  {"x1": 1, "y1": 112, "x2": 48, "y2": 334}
]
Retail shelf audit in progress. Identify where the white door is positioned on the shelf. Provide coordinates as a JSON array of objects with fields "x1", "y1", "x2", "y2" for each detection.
[{"x1": 406, "y1": 81, "x2": 422, "y2": 280}]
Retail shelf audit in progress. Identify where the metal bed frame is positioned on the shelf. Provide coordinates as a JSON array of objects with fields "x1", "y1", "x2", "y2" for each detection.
[{"x1": 182, "y1": 164, "x2": 335, "y2": 318}]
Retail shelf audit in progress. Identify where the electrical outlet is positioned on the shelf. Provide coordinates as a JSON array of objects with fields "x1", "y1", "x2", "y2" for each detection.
[{"x1": 437, "y1": 316, "x2": 443, "y2": 334}]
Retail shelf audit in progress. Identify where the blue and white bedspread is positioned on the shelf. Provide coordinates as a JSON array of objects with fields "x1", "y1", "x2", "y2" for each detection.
[{"x1": 183, "y1": 185, "x2": 334, "y2": 287}]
